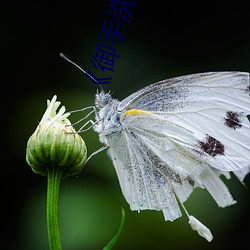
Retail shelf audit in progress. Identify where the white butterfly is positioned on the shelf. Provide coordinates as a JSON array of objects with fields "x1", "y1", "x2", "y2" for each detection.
[{"x1": 84, "y1": 72, "x2": 250, "y2": 241}]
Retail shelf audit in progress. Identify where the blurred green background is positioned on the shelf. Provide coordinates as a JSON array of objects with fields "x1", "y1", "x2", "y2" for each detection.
[{"x1": 2, "y1": 1, "x2": 250, "y2": 250}]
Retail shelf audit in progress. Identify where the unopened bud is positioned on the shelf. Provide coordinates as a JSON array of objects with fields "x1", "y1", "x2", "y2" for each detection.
[{"x1": 26, "y1": 95, "x2": 87, "y2": 178}]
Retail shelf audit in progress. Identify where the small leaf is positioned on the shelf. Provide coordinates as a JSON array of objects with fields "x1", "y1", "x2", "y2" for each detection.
[{"x1": 102, "y1": 208, "x2": 125, "y2": 250}]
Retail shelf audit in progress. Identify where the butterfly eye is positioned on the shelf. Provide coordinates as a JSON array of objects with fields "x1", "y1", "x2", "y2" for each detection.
[{"x1": 103, "y1": 94, "x2": 111, "y2": 105}]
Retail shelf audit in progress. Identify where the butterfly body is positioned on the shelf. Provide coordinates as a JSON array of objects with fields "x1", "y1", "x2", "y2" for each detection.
[{"x1": 92, "y1": 72, "x2": 250, "y2": 223}]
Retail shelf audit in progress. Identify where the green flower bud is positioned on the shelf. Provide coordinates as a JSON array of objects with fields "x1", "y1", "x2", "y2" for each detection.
[{"x1": 26, "y1": 95, "x2": 87, "y2": 178}]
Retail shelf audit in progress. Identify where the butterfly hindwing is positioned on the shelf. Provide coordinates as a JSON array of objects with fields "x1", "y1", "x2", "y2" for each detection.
[{"x1": 107, "y1": 127, "x2": 182, "y2": 221}]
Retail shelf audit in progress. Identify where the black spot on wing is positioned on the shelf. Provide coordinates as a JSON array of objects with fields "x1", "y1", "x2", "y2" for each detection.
[
  {"x1": 224, "y1": 111, "x2": 243, "y2": 130},
  {"x1": 199, "y1": 135, "x2": 225, "y2": 157}
]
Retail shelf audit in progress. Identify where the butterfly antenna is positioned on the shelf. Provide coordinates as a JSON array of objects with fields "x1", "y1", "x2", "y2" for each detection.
[{"x1": 60, "y1": 53, "x2": 98, "y2": 83}]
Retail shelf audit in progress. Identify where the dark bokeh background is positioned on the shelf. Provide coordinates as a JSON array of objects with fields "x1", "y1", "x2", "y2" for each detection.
[{"x1": 2, "y1": 1, "x2": 250, "y2": 250}]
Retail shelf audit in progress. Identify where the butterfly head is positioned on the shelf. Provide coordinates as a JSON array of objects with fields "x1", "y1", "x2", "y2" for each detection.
[{"x1": 95, "y1": 89, "x2": 113, "y2": 109}]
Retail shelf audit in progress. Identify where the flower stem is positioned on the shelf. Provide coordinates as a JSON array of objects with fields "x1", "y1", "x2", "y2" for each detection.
[{"x1": 47, "y1": 165, "x2": 63, "y2": 250}]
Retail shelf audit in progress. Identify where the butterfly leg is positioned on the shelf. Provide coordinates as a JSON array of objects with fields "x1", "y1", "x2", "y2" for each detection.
[
  {"x1": 70, "y1": 106, "x2": 96, "y2": 126},
  {"x1": 85, "y1": 145, "x2": 108, "y2": 165}
]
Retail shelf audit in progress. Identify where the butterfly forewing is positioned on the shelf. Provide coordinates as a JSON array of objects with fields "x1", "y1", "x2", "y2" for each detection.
[
  {"x1": 118, "y1": 72, "x2": 250, "y2": 173},
  {"x1": 119, "y1": 111, "x2": 237, "y2": 209}
]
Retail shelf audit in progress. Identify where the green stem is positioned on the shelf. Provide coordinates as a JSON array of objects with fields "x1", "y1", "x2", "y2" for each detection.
[
  {"x1": 103, "y1": 208, "x2": 125, "y2": 250},
  {"x1": 47, "y1": 165, "x2": 63, "y2": 250}
]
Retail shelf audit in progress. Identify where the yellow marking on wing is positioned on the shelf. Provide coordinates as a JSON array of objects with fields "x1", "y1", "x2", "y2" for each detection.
[{"x1": 124, "y1": 109, "x2": 152, "y2": 116}]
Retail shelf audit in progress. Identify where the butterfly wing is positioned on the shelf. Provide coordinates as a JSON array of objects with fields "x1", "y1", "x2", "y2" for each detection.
[
  {"x1": 107, "y1": 127, "x2": 182, "y2": 221},
  {"x1": 106, "y1": 72, "x2": 250, "y2": 221},
  {"x1": 118, "y1": 72, "x2": 250, "y2": 174}
]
